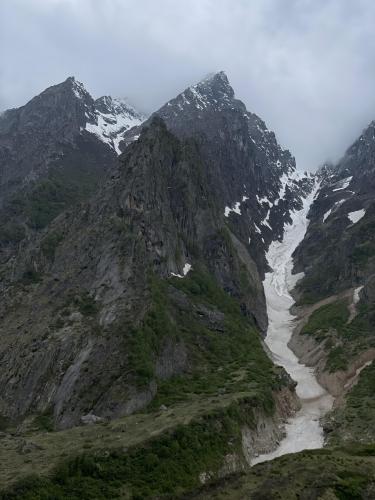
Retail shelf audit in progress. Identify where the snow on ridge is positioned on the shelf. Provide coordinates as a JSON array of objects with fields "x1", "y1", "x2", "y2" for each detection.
[
  {"x1": 348, "y1": 209, "x2": 366, "y2": 225},
  {"x1": 85, "y1": 100, "x2": 145, "y2": 154},
  {"x1": 256, "y1": 194, "x2": 273, "y2": 207},
  {"x1": 332, "y1": 176, "x2": 353, "y2": 192},
  {"x1": 71, "y1": 79, "x2": 87, "y2": 99}
]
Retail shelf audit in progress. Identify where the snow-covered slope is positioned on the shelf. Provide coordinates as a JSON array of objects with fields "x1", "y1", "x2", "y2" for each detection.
[
  {"x1": 69, "y1": 78, "x2": 145, "y2": 154},
  {"x1": 86, "y1": 95, "x2": 145, "y2": 154},
  {"x1": 122, "y1": 72, "x2": 315, "y2": 276},
  {"x1": 253, "y1": 183, "x2": 333, "y2": 464}
]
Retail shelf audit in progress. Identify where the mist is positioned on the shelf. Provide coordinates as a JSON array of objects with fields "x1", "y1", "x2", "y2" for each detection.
[{"x1": 2, "y1": 0, "x2": 375, "y2": 170}]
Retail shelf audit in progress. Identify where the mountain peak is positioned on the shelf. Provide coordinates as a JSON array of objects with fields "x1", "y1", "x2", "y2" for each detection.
[
  {"x1": 200, "y1": 70, "x2": 229, "y2": 85},
  {"x1": 190, "y1": 70, "x2": 234, "y2": 100}
]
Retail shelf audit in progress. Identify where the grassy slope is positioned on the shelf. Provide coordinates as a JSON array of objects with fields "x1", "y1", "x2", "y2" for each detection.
[
  {"x1": 326, "y1": 362, "x2": 375, "y2": 446},
  {"x1": 0, "y1": 269, "x2": 289, "y2": 497},
  {"x1": 187, "y1": 445, "x2": 375, "y2": 500},
  {"x1": 300, "y1": 298, "x2": 375, "y2": 372}
]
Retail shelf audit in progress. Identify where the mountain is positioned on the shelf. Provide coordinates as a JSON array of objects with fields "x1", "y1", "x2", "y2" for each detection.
[
  {"x1": 123, "y1": 72, "x2": 314, "y2": 274},
  {"x1": 288, "y1": 120, "x2": 375, "y2": 449},
  {"x1": 0, "y1": 77, "x2": 144, "y2": 261},
  {"x1": 3, "y1": 72, "x2": 373, "y2": 499},
  {"x1": 0, "y1": 73, "x2": 307, "y2": 493}
]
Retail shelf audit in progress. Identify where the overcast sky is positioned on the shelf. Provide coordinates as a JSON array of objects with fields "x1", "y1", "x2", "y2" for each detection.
[{"x1": 1, "y1": 0, "x2": 375, "y2": 170}]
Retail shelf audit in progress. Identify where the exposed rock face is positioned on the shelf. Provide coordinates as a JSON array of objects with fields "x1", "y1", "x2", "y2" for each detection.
[
  {"x1": 293, "y1": 119, "x2": 375, "y2": 303},
  {"x1": 123, "y1": 72, "x2": 314, "y2": 275},
  {"x1": 0, "y1": 73, "x2": 312, "y2": 435},
  {"x1": 0, "y1": 119, "x2": 269, "y2": 429},
  {"x1": 0, "y1": 77, "x2": 144, "y2": 200}
]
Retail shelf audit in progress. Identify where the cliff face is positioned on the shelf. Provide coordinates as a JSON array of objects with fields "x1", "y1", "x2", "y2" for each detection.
[
  {"x1": 294, "y1": 120, "x2": 375, "y2": 303},
  {"x1": 0, "y1": 73, "x2": 310, "y2": 448},
  {"x1": 123, "y1": 72, "x2": 314, "y2": 276},
  {"x1": 0, "y1": 119, "x2": 278, "y2": 429}
]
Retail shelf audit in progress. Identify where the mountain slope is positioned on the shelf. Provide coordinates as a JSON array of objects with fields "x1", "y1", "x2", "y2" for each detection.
[
  {"x1": 0, "y1": 77, "x2": 144, "y2": 261},
  {"x1": 0, "y1": 119, "x2": 293, "y2": 434},
  {"x1": 123, "y1": 72, "x2": 314, "y2": 275},
  {"x1": 287, "y1": 120, "x2": 375, "y2": 465}
]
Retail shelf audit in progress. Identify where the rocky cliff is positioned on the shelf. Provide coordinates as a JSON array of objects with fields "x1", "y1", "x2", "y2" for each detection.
[
  {"x1": 123, "y1": 72, "x2": 314, "y2": 275},
  {"x1": 0, "y1": 117, "x2": 288, "y2": 430}
]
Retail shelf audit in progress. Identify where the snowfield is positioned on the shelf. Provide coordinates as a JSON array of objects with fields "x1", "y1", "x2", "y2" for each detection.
[{"x1": 252, "y1": 184, "x2": 334, "y2": 465}]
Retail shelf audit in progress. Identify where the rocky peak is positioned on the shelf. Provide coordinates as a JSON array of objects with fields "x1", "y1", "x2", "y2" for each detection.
[
  {"x1": 179, "y1": 71, "x2": 235, "y2": 110},
  {"x1": 122, "y1": 73, "x2": 313, "y2": 273}
]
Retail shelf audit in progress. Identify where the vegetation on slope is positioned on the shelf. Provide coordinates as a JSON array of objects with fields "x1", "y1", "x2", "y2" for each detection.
[
  {"x1": 187, "y1": 445, "x2": 375, "y2": 500},
  {"x1": 125, "y1": 268, "x2": 282, "y2": 414},
  {"x1": 1, "y1": 399, "x2": 259, "y2": 499},
  {"x1": 326, "y1": 362, "x2": 375, "y2": 446},
  {"x1": 301, "y1": 299, "x2": 375, "y2": 372}
]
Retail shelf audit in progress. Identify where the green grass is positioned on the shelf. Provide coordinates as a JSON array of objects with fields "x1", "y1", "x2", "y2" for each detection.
[
  {"x1": 300, "y1": 299, "x2": 375, "y2": 372},
  {"x1": 327, "y1": 362, "x2": 375, "y2": 445},
  {"x1": 0, "y1": 151, "x2": 105, "y2": 246},
  {"x1": 123, "y1": 269, "x2": 280, "y2": 412},
  {"x1": 0, "y1": 400, "x2": 255, "y2": 499},
  {"x1": 189, "y1": 445, "x2": 375, "y2": 500},
  {"x1": 301, "y1": 300, "x2": 349, "y2": 338}
]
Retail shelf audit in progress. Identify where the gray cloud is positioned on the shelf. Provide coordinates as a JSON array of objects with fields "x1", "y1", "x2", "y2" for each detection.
[{"x1": 1, "y1": 0, "x2": 375, "y2": 170}]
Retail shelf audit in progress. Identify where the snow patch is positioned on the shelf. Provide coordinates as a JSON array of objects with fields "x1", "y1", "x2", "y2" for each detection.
[
  {"x1": 332, "y1": 176, "x2": 353, "y2": 192},
  {"x1": 171, "y1": 263, "x2": 192, "y2": 279},
  {"x1": 323, "y1": 208, "x2": 332, "y2": 223},
  {"x1": 353, "y1": 286, "x2": 364, "y2": 304},
  {"x1": 85, "y1": 98, "x2": 145, "y2": 154},
  {"x1": 348, "y1": 209, "x2": 365, "y2": 225},
  {"x1": 224, "y1": 198, "x2": 245, "y2": 217}
]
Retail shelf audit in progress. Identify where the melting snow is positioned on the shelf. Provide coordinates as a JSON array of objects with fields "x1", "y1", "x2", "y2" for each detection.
[
  {"x1": 171, "y1": 263, "x2": 192, "y2": 279},
  {"x1": 183, "y1": 263, "x2": 192, "y2": 275},
  {"x1": 261, "y1": 211, "x2": 272, "y2": 230},
  {"x1": 256, "y1": 194, "x2": 273, "y2": 207},
  {"x1": 224, "y1": 197, "x2": 246, "y2": 217},
  {"x1": 348, "y1": 209, "x2": 365, "y2": 225},
  {"x1": 323, "y1": 208, "x2": 332, "y2": 222},
  {"x1": 252, "y1": 183, "x2": 333, "y2": 466},
  {"x1": 85, "y1": 98, "x2": 144, "y2": 154},
  {"x1": 353, "y1": 286, "x2": 364, "y2": 304},
  {"x1": 332, "y1": 176, "x2": 353, "y2": 192}
]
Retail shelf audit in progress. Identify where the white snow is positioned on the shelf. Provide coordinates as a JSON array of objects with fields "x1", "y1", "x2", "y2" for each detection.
[
  {"x1": 332, "y1": 176, "x2": 353, "y2": 192},
  {"x1": 323, "y1": 208, "x2": 332, "y2": 222},
  {"x1": 252, "y1": 184, "x2": 334, "y2": 466},
  {"x1": 353, "y1": 286, "x2": 364, "y2": 304},
  {"x1": 261, "y1": 211, "x2": 272, "y2": 230},
  {"x1": 256, "y1": 194, "x2": 273, "y2": 207},
  {"x1": 72, "y1": 79, "x2": 87, "y2": 99},
  {"x1": 348, "y1": 209, "x2": 366, "y2": 225},
  {"x1": 224, "y1": 201, "x2": 242, "y2": 217},
  {"x1": 183, "y1": 263, "x2": 192, "y2": 276},
  {"x1": 85, "y1": 98, "x2": 145, "y2": 154},
  {"x1": 171, "y1": 263, "x2": 192, "y2": 279}
]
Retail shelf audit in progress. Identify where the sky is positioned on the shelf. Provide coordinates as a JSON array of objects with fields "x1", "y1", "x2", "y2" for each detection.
[{"x1": 1, "y1": 0, "x2": 375, "y2": 171}]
